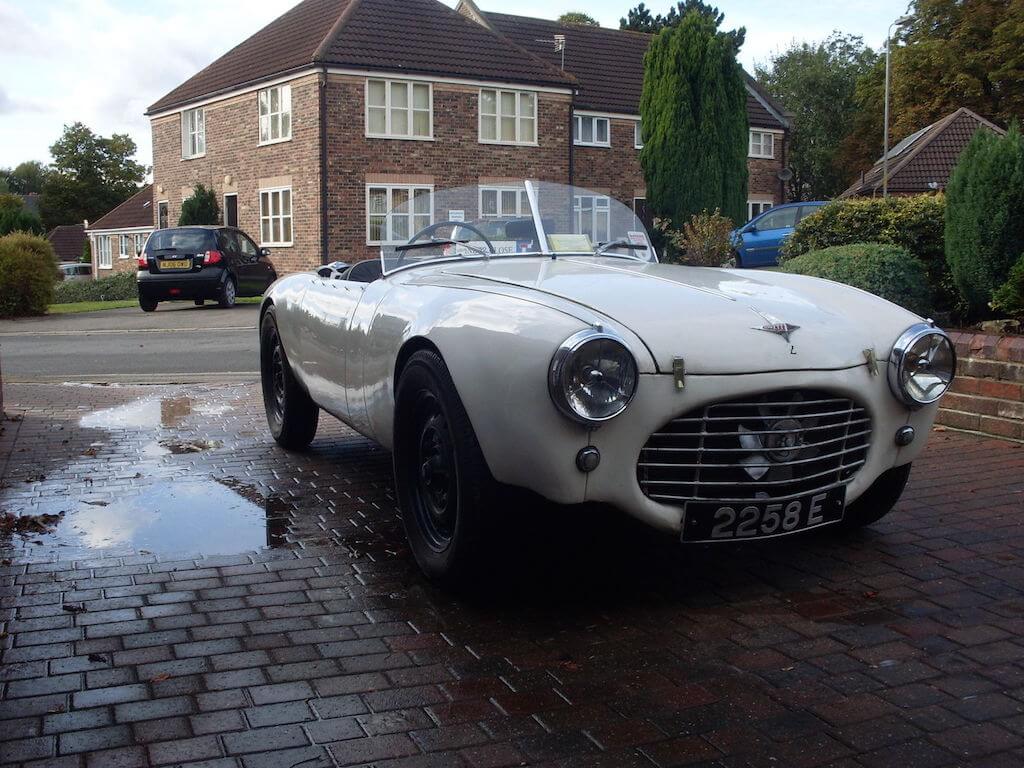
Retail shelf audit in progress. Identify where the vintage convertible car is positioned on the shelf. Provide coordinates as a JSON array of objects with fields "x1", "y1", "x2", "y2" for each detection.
[{"x1": 259, "y1": 182, "x2": 955, "y2": 581}]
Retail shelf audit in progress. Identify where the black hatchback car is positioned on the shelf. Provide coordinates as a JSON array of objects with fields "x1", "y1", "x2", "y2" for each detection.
[{"x1": 137, "y1": 226, "x2": 277, "y2": 311}]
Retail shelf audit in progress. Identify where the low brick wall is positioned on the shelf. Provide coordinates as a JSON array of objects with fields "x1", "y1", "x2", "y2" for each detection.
[{"x1": 937, "y1": 331, "x2": 1024, "y2": 441}]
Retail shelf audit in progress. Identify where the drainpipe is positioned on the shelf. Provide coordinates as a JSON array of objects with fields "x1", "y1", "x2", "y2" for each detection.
[
  {"x1": 319, "y1": 67, "x2": 330, "y2": 266},
  {"x1": 568, "y1": 90, "x2": 576, "y2": 187}
]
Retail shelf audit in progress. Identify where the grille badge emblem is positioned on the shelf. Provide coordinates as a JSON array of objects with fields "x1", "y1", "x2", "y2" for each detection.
[{"x1": 751, "y1": 309, "x2": 800, "y2": 343}]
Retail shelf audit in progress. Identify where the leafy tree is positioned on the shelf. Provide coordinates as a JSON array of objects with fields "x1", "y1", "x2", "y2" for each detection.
[
  {"x1": 0, "y1": 193, "x2": 44, "y2": 236},
  {"x1": 945, "y1": 124, "x2": 1024, "y2": 317},
  {"x1": 6, "y1": 161, "x2": 49, "y2": 195},
  {"x1": 39, "y1": 123, "x2": 148, "y2": 230},
  {"x1": 621, "y1": 1, "x2": 745, "y2": 48},
  {"x1": 0, "y1": 172, "x2": 9, "y2": 194},
  {"x1": 81, "y1": 238, "x2": 92, "y2": 265},
  {"x1": 756, "y1": 34, "x2": 877, "y2": 200},
  {"x1": 179, "y1": 184, "x2": 220, "y2": 226},
  {"x1": 639, "y1": 10, "x2": 747, "y2": 226},
  {"x1": 558, "y1": 12, "x2": 599, "y2": 26}
]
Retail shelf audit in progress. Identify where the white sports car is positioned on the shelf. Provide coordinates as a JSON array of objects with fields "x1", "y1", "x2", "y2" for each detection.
[{"x1": 259, "y1": 182, "x2": 955, "y2": 582}]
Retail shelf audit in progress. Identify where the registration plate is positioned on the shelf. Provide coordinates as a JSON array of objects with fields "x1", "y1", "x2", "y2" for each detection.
[
  {"x1": 681, "y1": 486, "x2": 846, "y2": 543},
  {"x1": 160, "y1": 259, "x2": 192, "y2": 270}
]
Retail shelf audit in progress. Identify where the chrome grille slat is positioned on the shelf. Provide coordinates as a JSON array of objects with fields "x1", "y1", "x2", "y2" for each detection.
[{"x1": 637, "y1": 389, "x2": 872, "y2": 505}]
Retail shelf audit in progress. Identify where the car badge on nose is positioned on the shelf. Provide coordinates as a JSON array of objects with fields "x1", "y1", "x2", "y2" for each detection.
[{"x1": 750, "y1": 309, "x2": 800, "y2": 343}]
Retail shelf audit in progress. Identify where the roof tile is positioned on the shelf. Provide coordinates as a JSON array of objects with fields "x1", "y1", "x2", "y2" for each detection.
[{"x1": 88, "y1": 185, "x2": 154, "y2": 232}]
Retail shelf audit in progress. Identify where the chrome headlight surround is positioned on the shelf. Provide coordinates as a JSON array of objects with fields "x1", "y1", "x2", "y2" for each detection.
[
  {"x1": 887, "y1": 322, "x2": 957, "y2": 408},
  {"x1": 549, "y1": 329, "x2": 639, "y2": 425}
]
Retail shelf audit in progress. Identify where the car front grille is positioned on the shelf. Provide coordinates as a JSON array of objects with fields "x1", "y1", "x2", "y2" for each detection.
[{"x1": 637, "y1": 389, "x2": 871, "y2": 505}]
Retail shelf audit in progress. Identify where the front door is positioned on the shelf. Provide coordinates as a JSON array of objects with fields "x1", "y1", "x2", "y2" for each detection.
[{"x1": 224, "y1": 194, "x2": 238, "y2": 228}]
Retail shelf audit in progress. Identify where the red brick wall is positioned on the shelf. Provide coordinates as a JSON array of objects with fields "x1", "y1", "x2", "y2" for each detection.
[
  {"x1": 151, "y1": 74, "x2": 322, "y2": 276},
  {"x1": 323, "y1": 74, "x2": 572, "y2": 263},
  {"x1": 937, "y1": 331, "x2": 1024, "y2": 442}
]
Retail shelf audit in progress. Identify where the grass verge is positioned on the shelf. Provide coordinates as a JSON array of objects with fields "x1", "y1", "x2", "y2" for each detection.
[{"x1": 47, "y1": 300, "x2": 138, "y2": 315}]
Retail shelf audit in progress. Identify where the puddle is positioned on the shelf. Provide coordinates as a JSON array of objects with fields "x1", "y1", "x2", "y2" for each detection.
[
  {"x1": 160, "y1": 439, "x2": 223, "y2": 454},
  {"x1": 1, "y1": 480, "x2": 289, "y2": 556},
  {"x1": 80, "y1": 396, "x2": 233, "y2": 430}
]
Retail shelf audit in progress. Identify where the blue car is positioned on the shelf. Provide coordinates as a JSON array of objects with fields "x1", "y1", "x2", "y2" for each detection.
[{"x1": 731, "y1": 201, "x2": 829, "y2": 267}]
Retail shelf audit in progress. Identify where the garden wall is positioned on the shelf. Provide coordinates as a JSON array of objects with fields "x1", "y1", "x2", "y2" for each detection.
[{"x1": 937, "y1": 331, "x2": 1024, "y2": 442}]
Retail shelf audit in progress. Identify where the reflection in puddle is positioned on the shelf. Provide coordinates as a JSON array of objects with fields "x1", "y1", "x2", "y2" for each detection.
[
  {"x1": 4, "y1": 480, "x2": 289, "y2": 556},
  {"x1": 80, "y1": 396, "x2": 233, "y2": 430}
]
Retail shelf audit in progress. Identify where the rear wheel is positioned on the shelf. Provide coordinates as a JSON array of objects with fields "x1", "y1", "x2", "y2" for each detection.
[
  {"x1": 841, "y1": 464, "x2": 912, "y2": 529},
  {"x1": 139, "y1": 298, "x2": 157, "y2": 312},
  {"x1": 260, "y1": 307, "x2": 318, "y2": 450},
  {"x1": 394, "y1": 350, "x2": 497, "y2": 584},
  {"x1": 218, "y1": 277, "x2": 237, "y2": 308}
]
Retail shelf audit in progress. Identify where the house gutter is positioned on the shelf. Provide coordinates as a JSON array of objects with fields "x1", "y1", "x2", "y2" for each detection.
[{"x1": 319, "y1": 67, "x2": 329, "y2": 266}]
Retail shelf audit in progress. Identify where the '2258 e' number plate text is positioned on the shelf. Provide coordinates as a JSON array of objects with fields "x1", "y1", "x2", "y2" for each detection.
[{"x1": 681, "y1": 487, "x2": 846, "y2": 543}]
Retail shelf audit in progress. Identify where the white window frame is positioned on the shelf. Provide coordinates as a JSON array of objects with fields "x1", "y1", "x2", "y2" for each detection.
[
  {"x1": 478, "y1": 186, "x2": 529, "y2": 218},
  {"x1": 157, "y1": 201, "x2": 169, "y2": 229},
  {"x1": 182, "y1": 107, "x2": 206, "y2": 159},
  {"x1": 479, "y1": 89, "x2": 537, "y2": 146},
  {"x1": 634, "y1": 121, "x2": 644, "y2": 149},
  {"x1": 134, "y1": 233, "x2": 148, "y2": 256},
  {"x1": 573, "y1": 195, "x2": 611, "y2": 244},
  {"x1": 259, "y1": 186, "x2": 294, "y2": 247},
  {"x1": 747, "y1": 200, "x2": 774, "y2": 221},
  {"x1": 365, "y1": 184, "x2": 434, "y2": 245},
  {"x1": 118, "y1": 234, "x2": 133, "y2": 259},
  {"x1": 259, "y1": 85, "x2": 292, "y2": 145},
  {"x1": 365, "y1": 79, "x2": 433, "y2": 140},
  {"x1": 573, "y1": 115, "x2": 610, "y2": 147},
  {"x1": 97, "y1": 236, "x2": 112, "y2": 269},
  {"x1": 749, "y1": 130, "x2": 778, "y2": 159}
]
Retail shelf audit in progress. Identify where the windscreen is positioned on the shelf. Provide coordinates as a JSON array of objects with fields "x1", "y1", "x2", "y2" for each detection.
[
  {"x1": 146, "y1": 228, "x2": 216, "y2": 254},
  {"x1": 378, "y1": 181, "x2": 656, "y2": 273}
]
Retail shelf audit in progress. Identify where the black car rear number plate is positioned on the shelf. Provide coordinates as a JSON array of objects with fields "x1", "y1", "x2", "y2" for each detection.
[{"x1": 682, "y1": 486, "x2": 846, "y2": 543}]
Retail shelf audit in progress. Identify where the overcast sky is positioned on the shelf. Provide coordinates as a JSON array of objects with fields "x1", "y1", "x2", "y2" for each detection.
[{"x1": 0, "y1": 0, "x2": 909, "y2": 170}]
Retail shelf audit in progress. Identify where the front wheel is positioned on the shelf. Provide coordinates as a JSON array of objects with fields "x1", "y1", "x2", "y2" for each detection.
[
  {"x1": 260, "y1": 307, "x2": 318, "y2": 450},
  {"x1": 841, "y1": 463, "x2": 912, "y2": 529},
  {"x1": 394, "y1": 350, "x2": 497, "y2": 584},
  {"x1": 218, "y1": 277, "x2": 237, "y2": 308}
]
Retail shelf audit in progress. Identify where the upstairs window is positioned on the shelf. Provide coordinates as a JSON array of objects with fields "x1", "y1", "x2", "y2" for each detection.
[
  {"x1": 749, "y1": 130, "x2": 776, "y2": 159},
  {"x1": 182, "y1": 107, "x2": 205, "y2": 159},
  {"x1": 573, "y1": 115, "x2": 610, "y2": 147},
  {"x1": 634, "y1": 120, "x2": 644, "y2": 149},
  {"x1": 259, "y1": 85, "x2": 292, "y2": 144},
  {"x1": 366, "y1": 79, "x2": 432, "y2": 139},
  {"x1": 480, "y1": 89, "x2": 536, "y2": 145}
]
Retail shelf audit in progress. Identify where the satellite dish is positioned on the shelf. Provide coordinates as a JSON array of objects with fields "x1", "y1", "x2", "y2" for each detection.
[{"x1": 777, "y1": 167, "x2": 794, "y2": 182}]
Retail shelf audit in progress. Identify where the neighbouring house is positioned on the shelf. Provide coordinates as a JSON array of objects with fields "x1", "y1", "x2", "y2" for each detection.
[
  {"x1": 45, "y1": 224, "x2": 86, "y2": 263},
  {"x1": 841, "y1": 108, "x2": 1006, "y2": 198},
  {"x1": 147, "y1": 0, "x2": 791, "y2": 273},
  {"x1": 86, "y1": 184, "x2": 154, "y2": 278}
]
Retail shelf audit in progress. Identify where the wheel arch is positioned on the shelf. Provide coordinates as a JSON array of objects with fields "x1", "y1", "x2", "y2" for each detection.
[{"x1": 394, "y1": 336, "x2": 443, "y2": 397}]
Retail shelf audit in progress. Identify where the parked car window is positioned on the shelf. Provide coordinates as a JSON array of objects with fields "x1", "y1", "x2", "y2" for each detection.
[
  {"x1": 146, "y1": 228, "x2": 216, "y2": 253},
  {"x1": 237, "y1": 232, "x2": 259, "y2": 258},
  {"x1": 755, "y1": 207, "x2": 799, "y2": 231},
  {"x1": 798, "y1": 205, "x2": 824, "y2": 223}
]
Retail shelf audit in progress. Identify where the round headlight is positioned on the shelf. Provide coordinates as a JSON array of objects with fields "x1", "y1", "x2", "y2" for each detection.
[
  {"x1": 888, "y1": 323, "x2": 956, "y2": 407},
  {"x1": 549, "y1": 330, "x2": 638, "y2": 424}
]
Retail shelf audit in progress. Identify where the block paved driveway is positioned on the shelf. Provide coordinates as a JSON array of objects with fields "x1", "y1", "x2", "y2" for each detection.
[{"x1": 2, "y1": 382, "x2": 1024, "y2": 768}]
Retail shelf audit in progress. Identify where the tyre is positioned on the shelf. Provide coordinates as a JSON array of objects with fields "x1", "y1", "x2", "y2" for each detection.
[
  {"x1": 194, "y1": 299, "x2": 205, "y2": 307},
  {"x1": 393, "y1": 349, "x2": 496, "y2": 584},
  {"x1": 841, "y1": 463, "x2": 912, "y2": 529},
  {"x1": 260, "y1": 306, "x2": 318, "y2": 450},
  {"x1": 139, "y1": 298, "x2": 157, "y2": 312},
  {"x1": 218, "y1": 276, "x2": 237, "y2": 308}
]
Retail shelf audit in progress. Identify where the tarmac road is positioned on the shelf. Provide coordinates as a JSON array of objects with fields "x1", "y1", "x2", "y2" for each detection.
[{"x1": 0, "y1": 303, "x2": 261, "y2": 383}]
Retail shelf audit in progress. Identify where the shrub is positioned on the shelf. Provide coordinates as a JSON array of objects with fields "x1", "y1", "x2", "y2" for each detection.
[
  {"x1": 0, "y1": 206, "x2": 45, "y2": 236},
  {"x1": 53, "y1": 271, "x2": 137, "y2": 303},
  {"x1": 781, "y1": 243, "x2": 932, "y2": 316},
  {"x1": 665, "y1": 208, "x2": 736, "y2": 266},
  {"x1": 179, "y1": 183, "x2": 219, "y2": 225},
  {"x1": 991, "y1": 253, "x2": 1024, "y2": 317},
  {"x1": 945, "y1": 124, "x2": 1024, "y2": 317},
  {"x1": 780, "y1": 194, "x2": 951, "y2": 311},
  {"x1": 0, "y1": 233, "x2": 58, "y2": 317}
]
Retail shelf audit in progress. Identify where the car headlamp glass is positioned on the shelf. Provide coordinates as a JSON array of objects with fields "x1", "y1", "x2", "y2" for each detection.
[
  {"x1": 888, "y1": 323, "x2": 956, "y2": 407},
  {"x1": 549, "y1": 330, "x2": 638, "y2": 424}
]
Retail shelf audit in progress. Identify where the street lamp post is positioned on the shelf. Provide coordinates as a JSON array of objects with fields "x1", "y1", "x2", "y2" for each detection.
[{"x1": 883, "y1": 14, "x2": 913, "y2": 197}]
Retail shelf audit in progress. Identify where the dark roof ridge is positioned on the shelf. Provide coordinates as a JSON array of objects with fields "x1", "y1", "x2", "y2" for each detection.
[{"x1": 313, "y1": 0, "x2": 363, "y2": 62}]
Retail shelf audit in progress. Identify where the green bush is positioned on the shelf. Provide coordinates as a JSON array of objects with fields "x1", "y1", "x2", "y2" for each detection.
[
  {"x1": 945, "y1": 124, "x2": 1024, "y2": 317},
  {"x1": 660, "y1": 208, "x2": 736, "y2": 266},
  {"x1": 179, "y1": 183, "x2": 219, "y2": 225},
  {"x1": 53, "y1": 271, "x2": 137, "y2": 303},
  {"x1": 780, "y1": 195, "x2": 951, "y2": 311},
  {"x1": 0, "y1": 233, "x2": 58, "y2": 317},
  {"x1": 782, "y1": 243, "x2": 932, "y2": 316},
  {"x1": 991, "y1": 253, "x2": 1024, "y2": 317}
]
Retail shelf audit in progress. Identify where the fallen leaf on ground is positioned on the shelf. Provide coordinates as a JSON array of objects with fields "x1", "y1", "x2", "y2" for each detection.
[
  {"x1": 151, "y1": 673, "x2": 171, "y2": 683},
  {"x1": 62, "y1": 603, "x2": 87, "y2": 614}
]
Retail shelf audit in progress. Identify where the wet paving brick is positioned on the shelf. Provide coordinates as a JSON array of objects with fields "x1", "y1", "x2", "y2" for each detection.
[{"x1": 2, "y1": 382, "x2": 1024, "y2": 766}]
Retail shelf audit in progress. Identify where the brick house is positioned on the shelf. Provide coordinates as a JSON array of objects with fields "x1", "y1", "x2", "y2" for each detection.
[
  {"x1": 148, "y1": 0, "x2": 790, "y2": 273},
  {"x1": 86, "y1": 184, "x2": 154, "y2": 278}
]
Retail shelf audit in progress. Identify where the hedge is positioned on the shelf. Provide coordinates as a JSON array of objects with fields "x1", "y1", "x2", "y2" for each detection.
[
  {"x1": 782, "y1": 243, "x2": 931, "y2": 316},
  {"x1": 0, "y1": 233, "x2": 57, "y2": 317},
  {"x1": 53, "y1": 271, "x2": 137, "y2": 303},
  {"x1": 991, "y1": 253, "x2": 1024, "y2": 318},
  {"x1": 780, "y1": 195, "x2": 952, "y2": 312}
]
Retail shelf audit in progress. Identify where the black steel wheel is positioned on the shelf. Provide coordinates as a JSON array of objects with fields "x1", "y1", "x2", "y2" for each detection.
[
  {"x1": 394, "y1": 349, "x2": 496, "y2": 583},
  {"x1": 841, "y1": 463, "x2": 912, "y2": 529},
  {"x1": 260, "y1": 306, "x2": 318, "y2": 450}
]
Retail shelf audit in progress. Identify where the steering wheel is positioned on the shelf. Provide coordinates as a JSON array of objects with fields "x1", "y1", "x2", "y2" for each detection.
[{"x1": 394, "y1": 221, "x2": 496, "y2": 268}]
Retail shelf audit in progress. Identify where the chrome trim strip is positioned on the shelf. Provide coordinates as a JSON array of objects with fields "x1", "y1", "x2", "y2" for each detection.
[
  {"x1": 640, "y1": 428, "x2": 872, "y2": 455},
  {"x1": 643, "y1": 460, "x2": 865, "y2": 487}
]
